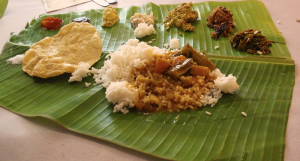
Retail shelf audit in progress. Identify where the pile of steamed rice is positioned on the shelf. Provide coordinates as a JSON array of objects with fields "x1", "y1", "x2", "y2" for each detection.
[
  {"x1": 93, "y1": 39, "x2": 239, "y2": 114},
  {"x1": 134, "y1": 23, "x2": 156, "y2": 38}
]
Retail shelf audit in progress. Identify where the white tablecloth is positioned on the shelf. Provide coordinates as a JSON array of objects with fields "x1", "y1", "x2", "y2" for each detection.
[{"x1": 0, "y1": 0, "x2": 299, "y2": 160}]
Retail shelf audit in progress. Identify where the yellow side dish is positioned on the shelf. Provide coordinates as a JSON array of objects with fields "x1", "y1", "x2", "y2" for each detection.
[{"x1": 101, "y1": 6, "x2": 119, "y2": 27}]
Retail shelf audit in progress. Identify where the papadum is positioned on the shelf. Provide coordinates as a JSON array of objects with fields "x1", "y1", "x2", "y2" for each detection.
[{"x1": 22, "y1": 22, "x2": 102, "y2": 78}]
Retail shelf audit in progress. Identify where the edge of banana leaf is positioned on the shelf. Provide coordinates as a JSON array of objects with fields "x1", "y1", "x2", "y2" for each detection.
[{"x1": 0, "y1": 0, "x2": 296, "y2": 160}]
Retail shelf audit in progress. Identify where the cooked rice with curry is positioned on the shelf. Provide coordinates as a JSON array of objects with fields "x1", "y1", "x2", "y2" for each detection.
[{"x1": 94, "y1": 39, "x2": 239, "y2": 114}]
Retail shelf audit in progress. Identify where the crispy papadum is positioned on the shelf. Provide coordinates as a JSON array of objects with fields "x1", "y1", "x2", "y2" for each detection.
[{"x1": 22, "y1": 22, "x2": 102, "y2": 78}]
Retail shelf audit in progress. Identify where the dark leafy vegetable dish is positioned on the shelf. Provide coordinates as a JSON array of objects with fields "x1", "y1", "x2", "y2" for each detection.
[
  {"x1": 206, "y1": 6, "x2": 235, "y2": 40},
  {"x1": 230, "y1": 29, "x2": 273, "y2": 55}
]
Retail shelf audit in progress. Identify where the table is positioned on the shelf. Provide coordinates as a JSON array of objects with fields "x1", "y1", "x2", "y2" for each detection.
[{"x1": 0, "y1": 0, "x2": 299, "y2": 160}]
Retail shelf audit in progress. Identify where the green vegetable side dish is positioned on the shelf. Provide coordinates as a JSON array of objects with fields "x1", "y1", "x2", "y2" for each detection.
[
  {"x1": 230, "y1": 29, "x2": 273, "y2": 55},
  {"x1": 0, "y1": 0, "x2": 8, "y2": 19},
  {"x1": 0, "y1": 1, "x2": 295, "y2": 161},
  {"x1": 163, "y1": 2, "x2": 199, "y2": 31}
]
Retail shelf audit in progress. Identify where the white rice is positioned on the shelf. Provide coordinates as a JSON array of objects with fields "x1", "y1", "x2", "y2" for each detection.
[
  {"x1": 90, "y1": 67, "x2": 99, "y2": 75},
  {"x1": 134, "y1": 23, "x2": 156, "y2": 38},
  {"x1": 200, "y1": 84, "x2": 222, "y2": 107},
  {"x1": 105, "y1": 81, "x2": 138, "y2": 114},
  {"x1": 6, "y1": 54, "x2": 24, "y2": 64},
  {"x1": 85, "y1": 82, "x2": 91, "y2": 87},
  {"x1": 92, "y1": 39, "x2": 169, "y2": 113},
  {"x1": 214, "y1": 75, "x2": 239, "y2": 94},
  {"x1": 211, "y1": 68, "x2": 225, "y2": 78},
  {"x1": 93, "y1": 39, "x2": 166, "y2": 88},
  {"x1": 170, "y1": 38, "x2": 179, "y2": 49},
  {"x1": 68, "y1": 62, "x2": 91, "y2": 82},
  {"x1": 205, "y1": 111, "x2": 212, "y2": 115},
  {"x1": 257, "y1": 51, "x2": 263, "y2": 55},
  {"x1": 163, "y1": 43, "x2": 169, "y2": 48},
  {"x1": 126, "y1": 39, "x2": 139, "y2": 46}
]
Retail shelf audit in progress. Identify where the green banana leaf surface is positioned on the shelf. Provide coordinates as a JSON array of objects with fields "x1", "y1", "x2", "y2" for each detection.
[
  {"x1": 0, "y1": 1, "x2": 295, "y2": 160},
  {"x1": 0, "y1": 0, "x2": 8, "y2": 19}
]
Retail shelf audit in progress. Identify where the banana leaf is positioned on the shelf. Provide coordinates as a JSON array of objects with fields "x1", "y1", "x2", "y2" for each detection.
[
  {"x1": 0, "y1": 1, "x2": 295, "y2": 160},
  {"x1": 0, "y1": 0, "x2": 8, "y2": 18}
]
